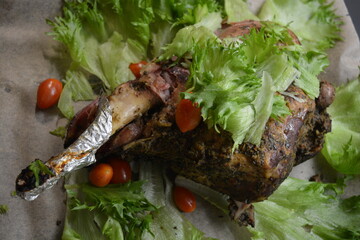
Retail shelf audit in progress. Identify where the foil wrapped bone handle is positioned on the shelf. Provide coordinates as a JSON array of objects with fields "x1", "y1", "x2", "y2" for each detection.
[{"x1": 16, "y1": 97, "x2": 112, "y2": 201}]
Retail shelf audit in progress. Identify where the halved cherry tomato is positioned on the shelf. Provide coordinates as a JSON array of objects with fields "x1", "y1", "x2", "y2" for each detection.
[
  {"x1": 129, "y1": 61, "x2": 147, "y2": 78},
  {"x1": 108, "y1": 158, "x2": 132, "y2": 184},
  {"x1": 37, "y1": 78, "x2": 63, "y2": 109},
  {"x1": 89, "y1": 163, "x2": 113, "y2": 187},
  {"x1": 175, "y1": 99, "x2": 202, "y2": 133},
  {"x1": 173, "y1": 186, "x2": 197, "y2": 213}
]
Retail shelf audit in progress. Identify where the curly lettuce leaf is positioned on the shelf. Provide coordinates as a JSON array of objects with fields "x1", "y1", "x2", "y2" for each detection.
[
  {"x1": 47, "y1": 0, "x2": 149, "y2": 87},
  {"x1": 224, "y1": 0, "x2": 259, "y2": 22},
  {"x1": 271, "y1": 94, "x2": 291, "y2": 120},
  {"x1": 241, "y1": 22, "x2": 326, "y2": 99},
  {"x1": 180, "y1": 37, "x2": 260, "y2": 146},
  {"x1": 140, "y1": 162, "x2": 217, "y2": 240},
  {"x1": 256, "y1": 0, "x2": 341, "y2": 99},
  {"x1": 63, "y1": 162, "x2": 220, "y2": 240},
  {"x1": 245, "y1": 72, "x2": 274, "y2": 145},
  {"x1": 161, "y1": 23, "x2": 322, "y2": 146},
  {"x1": 0, "y1": 205, "x2": 9, "y2": 215},
  {"x1": 49, "y1": 126, "x2": 67, "y2": 139},
  {"x1": 175, "y1": 1, "x2": 221, "y2": 28},
  {"x1": 258, "y1": 0, "x2": 342, "y2": 52},
  {"x1": 322, "y1": 77, "x2": 360, "y2": 175},
  {"x1": 250, "y1": 177, "x2": 360, "y2": 240},
  {"x1": 63, "y1": 180, "x2": 156, "y2": 240},
  {"x1": 57, "y1": 68, "x2": 96, "y2": 119},
  {"x1": 49, "y1": 0, "x2": 223, "y2": 119},
  {"x1": 159, "y1": 25, "x2": 220, "y2": 61},
  {"x1": 48, "y1": 0, "x2": 222, "y2": 82},
  {"x1": 29, "y1": 159, "x2": 54, "y2": 187}
]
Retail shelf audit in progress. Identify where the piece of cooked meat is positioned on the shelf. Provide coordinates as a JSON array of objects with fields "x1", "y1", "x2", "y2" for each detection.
[
  {"x1": 120, "y1": 83, "x2": 332, "y2": 204},
  {"x1": 294, "y1": 81, "x2": 334, "y2": 164},
  {"x1": 64, "y1": 20, "x2": 334, "y2": 206},
  {"x1": 64, "y1": 60, "x2": 188, "y2": 149}
]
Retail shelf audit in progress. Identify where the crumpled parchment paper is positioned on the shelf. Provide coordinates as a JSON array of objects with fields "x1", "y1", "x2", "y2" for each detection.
[{"x1": 0, "y1": 0, "x2": 359, "y2": 239}]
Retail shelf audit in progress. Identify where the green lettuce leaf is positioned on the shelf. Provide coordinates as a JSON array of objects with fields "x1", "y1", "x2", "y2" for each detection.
[
  {"x1": 245, "y1": 71, "x2": 274, "y2": 145},
  {"x1": 249, "y1": 177, "x2": 360, "y2": 240},
  {"x1": 140, "y1": 162, "x2": 217, "y2": 240},
  {"x1": 161, "y1": 23, "x2": 324, "y2": 146},
  {"x1": 159, "y1": 25, "x2": 220, "y2": 61},
  {"x1": 175, "y1": 1, "x2": 221, "y2": 29},
  {"x1": 143, "y1": 197, "x2": 217, "y2": 240},
  {"x1": 257, "y1": 0, "x2": 342, "y2": 52},
  {"x1": 28, "y1": 159, "x2": 54, "y2": 187},
  {"x1": 322, "y1": 77, "x2": 360, "y2": 175},
  {"x1": 181, "y1": 36, "x2": 260, "y2": 146},
  {"x1": 49, "y1": 126, "x2": 67, "y2": 139},
  {"x1": 63, "y1": 162, "x2": 220, "y2": 240},
  {"x1": 48, "y1": 0, "x2": 223, "y2": 119},
  {"x1": 62, "y1": 175, "x2": 157, "y2": 240},
  {"x1": 271, "y1": 94, "x2": 291, "y2": 120},
  {"x1": 57, "y1": 68, "x2": 96, "y2": 119},
  {"x1": 256, "y1": 0, "x2": 341, "y2": 99},
  {"x1": 0, "y1": 205, "x2": 9, "y2": 215},
  {"x1": 224, "y1": 0, "x2": 259, "y2": 22},
  {"x1": 240, "y1": 22, "x2": 326, "y2": 99}
]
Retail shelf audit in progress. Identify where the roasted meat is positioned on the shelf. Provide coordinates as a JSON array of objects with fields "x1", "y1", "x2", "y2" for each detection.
[
  {"x1": 64, "y1": 21, "x2": 334, "y2": 208},
  {"x1": 119, "y1": 83, "x2": 333, "y2": 204}
]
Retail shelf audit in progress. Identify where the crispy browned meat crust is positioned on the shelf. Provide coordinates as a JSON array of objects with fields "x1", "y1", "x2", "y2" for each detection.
[
  {"x1": 64, "y1": 21, "x2": 334, "y2": 205},
  {"x1": 121, "y1": 83, "x2": 333, "y2": 203}
]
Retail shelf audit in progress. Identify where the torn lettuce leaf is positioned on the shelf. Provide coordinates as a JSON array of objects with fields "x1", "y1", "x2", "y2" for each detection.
[
  {"x1": 140, "y1": 162, "x2": 217, "y2": 240},
  {"x1": 255, "y1": 0, "x2": 341, "y2": 98},
  {"x1": 224, "y1": 0, "x2": 259, "y2": 22},
  {"x1": 63, "y1": 163, "x2": 219, "y2": 240},
  {"x1": 249, "y1": 177, "x2": 360, "y2": 240},
  {"x1": 62, "y1": 180, "x2": 157, "y2": 240},
  {"x1": 48, "y1": 0, "x2": 222, "y2": 119},
  {"x1": 49, "y1": 126, "x2": 67, "y2": 139},
  {"x1": 175, "y1": 1, "x2": 221, "y2": 30},
  {"x1": 257, "y1": 0, "x2": 342, "y2": 52},
  {"x1": 0, "y1": 205, "x2": 9, "y2": 215},
  {"x1": 28, "y1": 159, "x2": 54, "y2": 187},
  {"x1": 161, "y1": 23, "x2": 324, "y2": 146},
  {"x1": 170, "y1": 31, "x2": 260, "y2": 146},
  {"x1": 159, "y1": 25, "x2": 220, "y2": 61},
  {"x1": 50, "y1": 0, "x2": 341, "y2": 142},
  {"x1": 271, "y1": 94, "x2": 291, "y2": 120},
  {"x1": 57, "y1": 68, "x2": 97, "y2": 119},
  {"x1": 322, "y1": 77, "x2": 360, "y2": 175},
  {"x1": 245, "y1": 71, "x2": 274, "y2": 145}
]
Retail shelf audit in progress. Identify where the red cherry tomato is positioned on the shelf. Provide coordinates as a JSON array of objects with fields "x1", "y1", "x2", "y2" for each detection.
[
  {"x1": 89, "y1": 163, "x2": 113, "y2": 187},
  {"x1": 175, "y1": 99, "x2": 202, "y2": 133},
  {"x1": 129, "y1": 61, "x2": 147, "y2": 78},
  {"x1": 173, "y1": 186, "x2": 197, "y2": 213},
  {"x1": 37, "y1": 78, "x2": 63, "y2": 109},
  {"x1": 108, "y1": 158, "x2": 132, "y2": 184}
]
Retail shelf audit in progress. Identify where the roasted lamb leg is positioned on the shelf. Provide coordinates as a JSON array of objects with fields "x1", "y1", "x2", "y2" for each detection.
[
  {"x1": 120, "y1": 83, "x2": 333, "y2": 204},
  {"x1": 63, "y1": 21, "x2": 334, "y2": 217}
]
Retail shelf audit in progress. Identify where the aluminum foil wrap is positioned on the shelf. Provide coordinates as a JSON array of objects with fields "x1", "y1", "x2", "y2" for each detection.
[{"x1": 17, "y1": 97, "x2": 113, "y2": 201}]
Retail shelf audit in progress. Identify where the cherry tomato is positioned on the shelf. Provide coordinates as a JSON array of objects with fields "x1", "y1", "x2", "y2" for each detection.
[
  {"x1": 37, "y1": 78, "x2": 63, "y2": 109},
  {"x1": 129, "y1": 61, "x2": 147, "y2": 78},
  {"x1": 108, "y1": 158, "x2": 132, "y2": 184},
  {"x1": 175, "y1": 99, "x2": 202, "y2": 133},
  {"x1": 89, "y1": 163, "x2": 113, "y2": 187},
  {"x1": 173, "y1": 186, "x2": 197, "y2": 213}
]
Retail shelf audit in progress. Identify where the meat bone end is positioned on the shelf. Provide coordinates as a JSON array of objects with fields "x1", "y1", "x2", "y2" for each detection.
[{"x1": 15, "y1": 97, "x2": 112, "y2": 201}]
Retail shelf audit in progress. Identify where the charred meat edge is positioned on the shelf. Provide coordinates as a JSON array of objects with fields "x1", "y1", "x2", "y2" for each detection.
[{"x1": 63, "y1": 21, "x2": 335, "y2": 226}]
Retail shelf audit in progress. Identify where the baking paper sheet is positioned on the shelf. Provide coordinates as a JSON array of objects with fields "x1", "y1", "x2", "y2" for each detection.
[{"x1": 0, "y1": 0, "x2": 359, "y2": 239}]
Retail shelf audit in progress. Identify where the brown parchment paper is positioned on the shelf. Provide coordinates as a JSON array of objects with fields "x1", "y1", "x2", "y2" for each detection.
[{"x1": 0, "y1": 1, "x2": 359, "y2": 239}]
